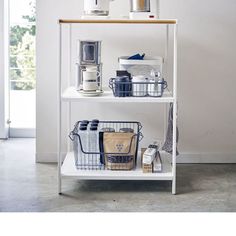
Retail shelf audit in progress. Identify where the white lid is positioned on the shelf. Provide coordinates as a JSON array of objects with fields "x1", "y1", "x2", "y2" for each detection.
[
  {"x1": 132, "y1": 75, "x2": 146, "y2": 82},
  {"x1": 119, "y1": 56, "x2": 164, "y2": 66}
]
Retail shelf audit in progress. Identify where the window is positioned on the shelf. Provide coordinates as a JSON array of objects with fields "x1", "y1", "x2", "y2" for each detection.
[{"x1": 9, "y1": 0, "x2": 36, "y2": 135}]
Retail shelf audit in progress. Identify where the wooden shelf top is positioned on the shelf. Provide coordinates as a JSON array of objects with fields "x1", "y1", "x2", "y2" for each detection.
[{"x1": 59, "y1": 19, "x2": 177, "y2": 24}]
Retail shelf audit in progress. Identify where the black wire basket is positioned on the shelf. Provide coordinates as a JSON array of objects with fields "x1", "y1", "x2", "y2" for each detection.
[
  {"x1": 109, "y1": 78, "x2": 168, "y2": 98},
  {"x1": 69, "y1": 121, "x2": 143, "y2": 171}
]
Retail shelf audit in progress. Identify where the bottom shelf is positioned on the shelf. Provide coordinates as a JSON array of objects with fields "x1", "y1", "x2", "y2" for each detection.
[{"x1": 61, "y1": 152, "x2": 173, "y2": 181}]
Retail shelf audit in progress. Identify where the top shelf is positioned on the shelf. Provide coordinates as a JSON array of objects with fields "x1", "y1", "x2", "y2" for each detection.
[{"x1": 59, "y1": 19, "x2": 177, "y2": 25}]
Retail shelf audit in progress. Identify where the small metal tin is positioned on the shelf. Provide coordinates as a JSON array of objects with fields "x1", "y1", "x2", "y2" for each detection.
[
  {"x1": 119, "y1": 128, "x2": 134, "y2": 133},
  {"x1": 100, "y1": 127, "x2": 115, "y2": 132}
]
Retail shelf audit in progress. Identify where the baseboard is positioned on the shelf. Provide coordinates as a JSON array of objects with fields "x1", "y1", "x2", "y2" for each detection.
[
  {"x1": 36, "y1": 152, "x2": 236, "y2": 164},
  {"x1": 10, "y1": 128, "x2": 36, "y2": 138},
  {"x1": 36, "y1": 152, "x2": 58, "y2": 163},
  {"x1": 178, "y1": 153, "x2": 236, "y2": 164}
]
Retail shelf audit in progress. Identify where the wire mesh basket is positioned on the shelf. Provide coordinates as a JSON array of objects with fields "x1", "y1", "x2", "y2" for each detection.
[
  {"x1": 109, "y1": 78, "x2": 168, "y2": 98},
  {"x1": 69, "y1": 121, "x2": 143, "y2": 171}
]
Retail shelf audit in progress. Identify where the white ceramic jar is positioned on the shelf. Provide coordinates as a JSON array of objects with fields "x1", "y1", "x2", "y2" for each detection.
[{"x1": 82, "y1": 67, "x2": 100, "y2": 91}]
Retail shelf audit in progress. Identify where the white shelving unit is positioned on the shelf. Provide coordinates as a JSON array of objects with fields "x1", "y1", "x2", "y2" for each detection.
[{"x1": 58, "y1": 19, "x2": 178, "y2": 194}]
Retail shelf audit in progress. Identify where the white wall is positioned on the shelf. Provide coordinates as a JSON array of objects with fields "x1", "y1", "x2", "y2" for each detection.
[
  {"x1": 36, "y1": 0, "x2": 236, "y2": 163},
  {"x1": 0, "y1": 0, "x2": 9, "y2": 139}
]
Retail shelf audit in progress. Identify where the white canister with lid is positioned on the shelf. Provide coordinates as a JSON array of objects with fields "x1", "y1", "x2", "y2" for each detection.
[
  {"x1": 83, "y1": 66, "x2": 100, "y2": 91},
  {"x1": 132, "y1": 75, "x2": 148, "y2": 97},
  {"x1": 148, "y1": 71, "x2": 163, "y2": 97}
]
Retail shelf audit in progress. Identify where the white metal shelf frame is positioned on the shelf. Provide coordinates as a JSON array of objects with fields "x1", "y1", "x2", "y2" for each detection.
[{"x1": 58, "y1": 19, "x2": 178, "y2": 195}]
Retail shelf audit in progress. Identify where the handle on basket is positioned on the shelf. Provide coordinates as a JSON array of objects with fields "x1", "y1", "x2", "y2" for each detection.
[
  {"x1": 69, "y1": 121, "x2": 81, "y2": 141},
  {"x1": 163, "y1": 80, "x2": 168, "y2": 89},
  {"x1": 138, "y1": 122, "x2": 143, "y2": 131},
  {"x1": 79, "y1": 133, "x2": 138, "y2": 155},
  {"x1": 69, "y1": 131, "x2": 75, "y2": 141},
  {"x1": 109, "y1": 78, "x2": 115, "y2": 89},
  {"x1": 138, "y1": 132, "x2": 144, "y2": 142},
  {"x1": 73, "y1": 133, "x2": 102, "y2": 155}
]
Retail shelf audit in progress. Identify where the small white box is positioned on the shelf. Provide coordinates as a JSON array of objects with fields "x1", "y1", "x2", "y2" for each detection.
[{"x1": 143, "y1": 148, "x2": 157, "y2": 165}]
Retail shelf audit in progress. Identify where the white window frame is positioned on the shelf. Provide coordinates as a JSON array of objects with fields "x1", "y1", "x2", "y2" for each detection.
[
  {"x1": 0, "y1": 0, "x2": 10, "y2": 139},
  {"x1": 8, "y1": 0, "x2": 36, "y2": 138}
]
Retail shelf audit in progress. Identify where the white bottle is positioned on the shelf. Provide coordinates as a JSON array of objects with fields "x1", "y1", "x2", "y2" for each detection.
[
  {"x1": 148, "y1": 71, "x2": 161, "y2": 97},
  {"x1": 88, "y1": 126, "x2": 100, "y2": 168}
]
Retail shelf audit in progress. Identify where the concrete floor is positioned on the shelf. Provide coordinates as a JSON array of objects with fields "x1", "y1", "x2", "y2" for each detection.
[{"x1": 0, "y1": 138, "x2": 236, "y2": 212}]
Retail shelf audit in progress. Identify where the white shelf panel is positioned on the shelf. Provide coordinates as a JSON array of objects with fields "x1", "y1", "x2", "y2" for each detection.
[
  {"x1": 62, "y1": 87, "x2": 174, "y2": 103},
  {"x1": 61, "y1": 152, "x2": 173, "y2": 181}
]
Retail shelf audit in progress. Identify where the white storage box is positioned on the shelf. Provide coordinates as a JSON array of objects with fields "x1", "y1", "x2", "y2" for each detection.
[{"x1": 119, "y1": 56, "x2": 164, "y2": 79}]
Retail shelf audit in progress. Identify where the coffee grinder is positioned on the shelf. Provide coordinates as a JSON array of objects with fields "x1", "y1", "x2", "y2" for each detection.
[
  {"x1": 129, "y1": 0, "x2": 160, "y2": 20},
  {"x1": 76, "y1": 40, "x2": 103, "y2": 95}
]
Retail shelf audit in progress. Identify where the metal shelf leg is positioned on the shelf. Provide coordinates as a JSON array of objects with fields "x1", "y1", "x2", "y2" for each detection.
[
  {"x1": 58, "y1": 23, "x2": 62, "y2": 195},
  {"x1": 172, "y1": 23, "x2": 178, "y2": 195}
]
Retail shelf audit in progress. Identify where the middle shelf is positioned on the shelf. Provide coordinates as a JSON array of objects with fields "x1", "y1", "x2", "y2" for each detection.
[{"x1": 62, "y1": 87, "x2": 174, "y2": 103}]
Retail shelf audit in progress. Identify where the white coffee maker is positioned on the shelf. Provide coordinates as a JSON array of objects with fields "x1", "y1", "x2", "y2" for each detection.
[
  {"x1": 76, "y1": 40, "x2": 103, "y2": 96},
  {"x1": 82, "y1": 0, "x2": 114, "y2": 18},
  {"x1": 129, "y1": 0, "x2": 160, "y2": 20}
]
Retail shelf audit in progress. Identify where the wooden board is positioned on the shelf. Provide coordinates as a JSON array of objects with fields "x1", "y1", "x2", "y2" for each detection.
[{"x1": 59, "y1": 19, "x2": 177, "y2": 24}]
